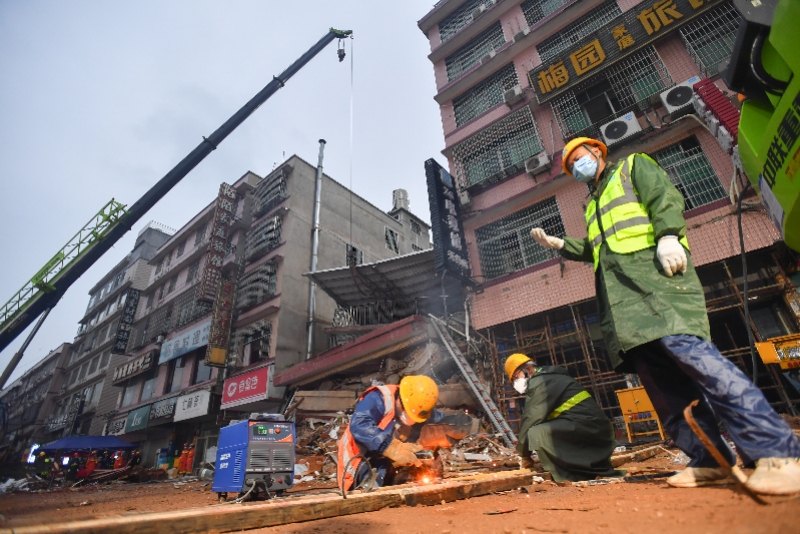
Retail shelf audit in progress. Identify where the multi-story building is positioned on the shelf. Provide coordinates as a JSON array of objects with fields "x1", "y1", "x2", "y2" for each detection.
[
  {"x1": 0, "y1": 343, "x2": 72, "y2": 461},
  {"x1": 42, "y1": 224, "x2": 172, "y2": 440},
  {"x1": 96, "y1": 156, "x2": 431, "y2": 469},
  {"x1": 418, "y1": 0, "x2": 800, "y2": 424}
]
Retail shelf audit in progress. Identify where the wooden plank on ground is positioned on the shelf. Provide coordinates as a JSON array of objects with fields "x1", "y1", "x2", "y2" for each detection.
[{"x1": 6, "y1": 470, "x2": 534, "y2": 534}]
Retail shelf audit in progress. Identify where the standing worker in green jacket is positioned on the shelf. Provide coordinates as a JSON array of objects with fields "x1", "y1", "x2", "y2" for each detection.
[
  {"x1": 506, "y1": 352, "x2": 621, "y2": 482},
  {"x1": 530, "y1": 137, "x2": 800, "y2": 495}
]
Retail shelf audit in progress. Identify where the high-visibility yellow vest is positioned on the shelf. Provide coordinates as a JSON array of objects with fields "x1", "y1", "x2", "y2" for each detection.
[{"x1": 585, "y1": 154, "x2": 689, "y2": 271}]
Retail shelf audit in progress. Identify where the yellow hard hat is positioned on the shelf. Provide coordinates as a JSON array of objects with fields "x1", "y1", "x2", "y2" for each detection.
[
  {"x1": 561, "y1": 137, "x2": 608, "y2": 176},
  {"x1": 504, "y1": 353, "x2": 532, "y2": 382},
  {"x1": 399, "y1": 375, "x2": 439, "y2": 423}
]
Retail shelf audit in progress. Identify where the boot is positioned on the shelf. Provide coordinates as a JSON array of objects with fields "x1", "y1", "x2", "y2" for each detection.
[
  {"x1": 667, "y1": 467, "x2": 732, "y2": 488},
  {"x1": 745, "y1": 458, "x2": 800, "y2": 496}
]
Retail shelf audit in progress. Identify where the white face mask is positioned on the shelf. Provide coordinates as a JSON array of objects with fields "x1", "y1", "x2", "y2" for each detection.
[{"x1": 513, "y1": 377, "x2": 528, "y2": 395}]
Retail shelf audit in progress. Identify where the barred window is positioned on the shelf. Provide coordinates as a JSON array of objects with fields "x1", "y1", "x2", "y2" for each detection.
[
  {"x1": 679, "y1": 2, "x2": 739, "y2": 78},
  {"x1": 253, "y1": 173, "x2": 288, "y2": 218},
  {"x1": 521, "y1": 0, "x2": 571, "y2": 28},
  {"x1": 186, "y1": 259, "x2": 201, "y2": 283},
  {"x1": 246, "y1": 215, "x2": 282, "y2": 261},
  {"x1": 236, "y1": 260, "x2": 279, "y2": 312},
  {"x1": 445, "y1": 22, "x2": 506, "y2": 81},
  {"x1": 551, "y1": 46, "x2": 672, "y2": 139},
  {"x1": 475, "y1": 197, "x2": 565, "y2": 281},
  {"x1": 176, "y1": 239, "x2": 186, "y2": 257},
  {"x1": 385, "y1": 227, "x2": 399, "y2": 254},
  {"x1": 173, "y1": 285, "x2": 212, "y2": 329},
  {"x1": 167, "y1": 276, "x2": 177, "y2": 294},
  {"x1": 346, "y1": 244, "x2": 364, "y2": 266},
  {"x1": 453, "y1": 63, "x2": 519, "y2": 126},
  {"x1": 651, "y1": 136, "x2": 726, "y2": 211},
  {"x1": 452, "y1": 107, "x2": 544, "y2": 189},
  {"x1": 194, "y1": 222, "x2": 207, "y2": 246},
  {"x1": 438, "y1": 0, "x2": 496, "y2": 43},
  {"x1": 412, "y1": 244, "x2": 423, "y2": 252},
  {"x1": 536, "y1": 0, "x2": 621, "y2": 63},
  {"x1": 410, "y1": 220, "x2": 422, "y2": 235}
]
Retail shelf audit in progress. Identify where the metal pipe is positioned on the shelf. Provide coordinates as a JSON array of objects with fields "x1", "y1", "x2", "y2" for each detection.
[
  {"x1": 306, "y1": 139, "x2": 326, "y2": 360},
  {"x1": 0, "y1": 28, "x2": 351, "y2": 356},
  {"x1": 0, "y1": 307, "x2": 52, "y2": 390}
]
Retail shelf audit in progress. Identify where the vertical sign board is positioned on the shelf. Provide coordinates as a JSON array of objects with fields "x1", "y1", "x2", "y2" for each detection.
[
  {"x1": 205, "y1": 276, "x2": 236, "y2": 367},
  {"x1": 111, "y1": 288, "x2": 140, "y2": 354},
  {"x1": 220, "y1": 367, "x2": 269, "y2": 409},
  {"x1": 528, "y1": 0, "x2": 723, "y2": 104},
  {"x1": 158, "y1": 320, "x2": 211, "y2": 365},
  {"x1": 425, "y1": 159, "x2": 471, "y2": 282},
  {"x1": 198, "y1": 183, "x2": 237, "y2": 303}
]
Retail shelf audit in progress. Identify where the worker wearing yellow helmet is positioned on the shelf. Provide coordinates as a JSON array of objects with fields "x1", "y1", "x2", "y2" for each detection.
[
  {"x1": 505, "y1": 353, "x2": 619, "y2": 483},
  {"x1": 530, "y1": 137, "x2": 800, "y2": 495},
  {"x1": 337, "y1": 375, "x2": 445, "y2": 492}
]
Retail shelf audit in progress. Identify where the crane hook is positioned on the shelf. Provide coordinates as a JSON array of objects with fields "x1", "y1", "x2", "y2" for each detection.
[{"x1": 337, "y1": 39, "x2": 346, "y2": 62}]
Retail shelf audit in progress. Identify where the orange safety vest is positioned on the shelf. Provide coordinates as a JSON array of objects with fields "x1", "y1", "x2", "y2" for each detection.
[{"x1": 336, "y1": 385, "x2": 398, "y2": 492}]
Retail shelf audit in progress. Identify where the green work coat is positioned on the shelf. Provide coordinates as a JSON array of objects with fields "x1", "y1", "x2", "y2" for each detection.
[
  {"x1": 561, "y1": 154, "x2": 711, "y2": 371},
  {"x1": 516, "y1": 366, "x2": 619, "y2": 482}
]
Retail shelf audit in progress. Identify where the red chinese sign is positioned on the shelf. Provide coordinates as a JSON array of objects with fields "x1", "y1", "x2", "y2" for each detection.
[
  {"x1": 221, "y1": 367, "x2": 269, "y2": 409},
  {"x1": 198, "y1": 183, "x2": 237, "y2": 303}
]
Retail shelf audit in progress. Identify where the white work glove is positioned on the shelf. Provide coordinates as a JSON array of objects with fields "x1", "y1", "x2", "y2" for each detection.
[
  {"x1": 530, "y1": 228, "x2": 564, "y2": 250},
  {"x1": 656, "y1": 235, "x2": 687, "y2": 277}
]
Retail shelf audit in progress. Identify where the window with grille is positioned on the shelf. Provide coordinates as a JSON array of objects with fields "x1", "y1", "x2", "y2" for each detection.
[
  {"x1": 174, "y1": 285, "x2": 213, "y2": 329},
  {"x1": 679, "y1": 2, "x2": 739, "y2": 78},
  {"x1": 145, "y1": 293, "x2": 154, "y2": 310},
  {"x1": 165, "y1": 250, "x2": 172, "y2": 269},
  {"x1": 346, "y1": 244, "x2": 364, "y2": 266},
  {"x1": 445, "y1": 22, "x2": 506, "y2": 82},
  {"x1": 551, "y1": 46, "x2": 672, "y2": 139},
  {"x1": 246, "y1": 215, "x2": 282, "y2": 261},
  {"x1": 453, "y1": 63, "x2": 519, "y2": 126},
  {"x1": 194, "y1": 222, "x2": 207, "y2": 246},
  {"x1": 410, "y1": 220, "x2": 422, "y2": 235},
  {"x1": 475, "y1": 196, "x2": 565, "y2": 281},
  {"x1": 536, "y1": 0, "x2": 621, "y2": 63},
  {"x1": 167, "y1": 276, "x2": 177, "y2": 294},
  {"x1": 650, "y1": 136, "x2": 726, "y2": 211},
  {"x1": 521, "y1": 0, "x2": 572, "y2": 28},
  {"x1": 176, "y1": 240, "x2": 186, "y2": 257},
  {"x1": 438, "y1": 0, "x2": 496, "y2": 43},
  {"x1": 385, "y1": 227, "x2": 400, "y2": 254},
  {"x1": 452, "y1": 107, "x2": 544, "y2": 189},
  {"x1": 186, "y1": 259, "x2": 201, "y2": 283},
  {"x1": 253, "y1": 174, "x2": 288, "y2": 218},
  {"x1": 244, "y1": 322, "x2": 272, "y2": 364},
  {"x1": 412, "y1": 244, "x2": 423, "y2": 252},
  {"x1": 236, "y1": 260, "x2": 279, "y2": 312},
  {"x1": 155, "y1": 259, "x2": 164, "y2": 275}
]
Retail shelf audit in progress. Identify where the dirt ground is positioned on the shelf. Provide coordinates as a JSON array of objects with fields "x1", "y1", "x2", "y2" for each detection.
[{"x1": 1, "y1": 451, "x2": 798, "y2": 533}]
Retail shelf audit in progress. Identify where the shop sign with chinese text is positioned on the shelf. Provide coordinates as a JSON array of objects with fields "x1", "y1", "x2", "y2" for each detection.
[
  {"x1": 112, "y1": 350, "x2": 155, "y2": 385},
  {"x1": 205, "y1": 276, "x2": 236, "y2": 367},
  {"x1": 158, "y1": 320, "x2": 211, "y2": 365},
  {"x1": 425, "y1": 158, "x2": 471, "y2": 282},
  {"x1": 104, "y1": 418, "x2": 126, "y2": 436},
  {"x1": 529, "y1": 0, "x2": 722, "y2": 104},
  {"x1": 221, "y1": 367, "x2": 269, "y2": 409},
  {"x1": 174, "y1": 389, "x2": 212, "y2": 422},
  {"x1": 148, "y1": 397, "x2": 177, "y2": 426},
  {"x1": 125, "y1": 405, "x2": 151, "y2": 433},
  {"x1": 198, "y1": 183, "x2": 237, "y2": 303},
  {"x1": 111, "y1": 288, "x2": 140, "y2": 354}
]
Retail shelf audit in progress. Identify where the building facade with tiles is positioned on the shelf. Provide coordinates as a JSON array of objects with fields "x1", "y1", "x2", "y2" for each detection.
[
  {"x1": 418, "y1": 0, "x2": 800, "y2": 423},
  {"x1": 89, "y1": 157, "x2": 431, "y2": 469}
]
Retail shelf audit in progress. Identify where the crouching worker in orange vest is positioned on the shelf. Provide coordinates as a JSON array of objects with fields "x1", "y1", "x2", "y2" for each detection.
[{"x1": 337, "y1": 376, "x2": 443, "y2": 492}]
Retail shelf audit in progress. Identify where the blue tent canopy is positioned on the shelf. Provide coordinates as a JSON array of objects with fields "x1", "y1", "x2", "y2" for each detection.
[{"x1": 40, "y1": 435, "x2": 137, "y2": 452}]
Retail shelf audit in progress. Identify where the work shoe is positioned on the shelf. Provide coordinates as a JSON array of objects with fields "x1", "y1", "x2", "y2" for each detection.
[
  {"x1": 666, "y1": 467, "x2": 733, "y2": 488},
  {"x1": 746, "y1": 458, "x2": 800, "y2": 496}
]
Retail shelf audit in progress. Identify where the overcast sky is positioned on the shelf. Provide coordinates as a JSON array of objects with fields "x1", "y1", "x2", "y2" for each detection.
[{"x1": 0, "y1": 1, "x2": 444, "y2": 385}]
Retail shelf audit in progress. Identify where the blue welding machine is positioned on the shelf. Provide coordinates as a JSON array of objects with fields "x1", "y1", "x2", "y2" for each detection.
[{"x1": 212, "y1": 413, "x2": 295, "y2": 501}]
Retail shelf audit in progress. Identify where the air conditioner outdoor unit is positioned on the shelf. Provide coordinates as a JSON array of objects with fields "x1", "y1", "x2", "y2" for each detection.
[
  {"x1": 479, "y1": 49, "x2": 496, "y2": 65},
  {"x1": 524, "y1": 152, "x2": 551, "y2": 175},
  {"x1": 659, "y1": 76, "x2": 701, "y2": 118},
  {"x1": 600, "y1": 112, "x2": 643, "y2": 147},
  {"x1": 503, "y1": 85, "x2": 525, "y2": 107},
  {"x1": 513, "y1": 27, "x2": 531, "y2": 42},
  {"x1": 472, "y1": 4, "x2": 487, "y2": 21}
]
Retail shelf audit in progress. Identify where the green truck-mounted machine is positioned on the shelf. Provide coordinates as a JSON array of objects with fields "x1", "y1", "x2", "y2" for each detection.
[{"x1": 725, "y1": 0, "x2": 800, "y2": 252}]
